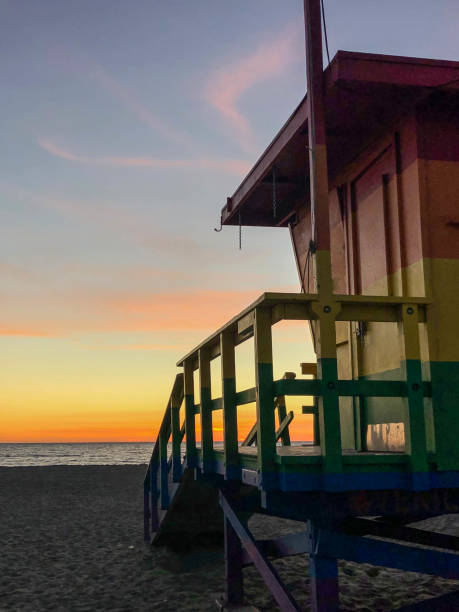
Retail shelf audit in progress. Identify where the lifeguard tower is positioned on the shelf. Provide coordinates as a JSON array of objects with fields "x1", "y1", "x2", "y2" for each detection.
[{"x1": 144, "y1": 2, "x2": 459, "y2": 610}]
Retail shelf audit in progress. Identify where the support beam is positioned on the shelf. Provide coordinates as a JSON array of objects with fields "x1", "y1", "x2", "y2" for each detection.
[
  {"x1": 304, "y1": 0, "x2": 333, "y2": 296},
  {"x1": 399, "y1": 303, "x2": 429, "y2": 486},
  {"x1": 171, "y1": 394, "x2": 182, "y2": 482},
  {"x1": 254, "y1": 307, "x2": 277, "y2": 489},
  {"x1": 221, "y1": 330, "x2": 239, "y2": 480},
  {"x1": 199, "y1": 347, "x2": 214, "y2": 474},
  {"x1": 224, "y1": 514, "x2": 244, "y2": 606},
  {"x1": 184, "y1": 358, "x2": 197, "y2": 468},
  {"x1": 219, "y1": 491, "x2": 301, "y2": 612}
]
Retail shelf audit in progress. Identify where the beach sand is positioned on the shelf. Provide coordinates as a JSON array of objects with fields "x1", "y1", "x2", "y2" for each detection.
[{"x1": 1, "y1": 465, "x2": 459, "y2": 611}]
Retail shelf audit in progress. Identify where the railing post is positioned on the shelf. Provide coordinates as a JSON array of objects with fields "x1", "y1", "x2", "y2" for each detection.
[
  {"x1": 311, "y1": 302, "x2": 343, "y2": 487},
  {"x1": 308, "y1": 521, "x2": 339, "y2": 612},
  {"x1": 183, "y1": 358, "x2": 197, "y2": 468},
  {"x1": 399, "y1": 304, "x2": 429, "y2": 488},
  {"x1": 171, "y1": 385, "x2": 182, "y2": 482},
  {"x1": 159, "y1": 428, "x2": 169, "y2": 510},
  {"x1": 254, "y1": 307, "x2": 277, "y2": 490},
  {"x1": 199, "y1": 347, "x2": 214, "y2": 474},
  {"x1": 143, "y1": 471, "x2": 151, "y2": 541},
  {"x1": 150, "y1": 458, "x2": 159, "y2": 531},
  {"x1": 221, "y1": 329, "x2": 239, "y2": 480}
]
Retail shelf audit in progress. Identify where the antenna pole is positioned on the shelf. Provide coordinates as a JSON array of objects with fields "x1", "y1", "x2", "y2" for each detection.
[{"x1": 304, "y1": 0, "x2": 333, "y2": 296}]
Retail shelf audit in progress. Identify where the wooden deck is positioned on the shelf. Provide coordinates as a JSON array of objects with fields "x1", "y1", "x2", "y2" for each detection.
[{"x1": 238, "y1": 445, "x2": 404, "y2": 457}]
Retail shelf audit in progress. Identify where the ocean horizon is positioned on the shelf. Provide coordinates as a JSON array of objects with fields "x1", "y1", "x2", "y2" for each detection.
[{"x1": 0, "y1": 441, "x2": 312, "y2": 467}]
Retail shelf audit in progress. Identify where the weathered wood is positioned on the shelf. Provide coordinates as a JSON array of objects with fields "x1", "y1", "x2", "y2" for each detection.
[
  {"x1": 254, "y1": 307, "x2": 277, "y2": 489},
  {"x1": 199, "y1": 347, "x2": 213, "y2": 474},
  {"x1": 224, "y1": 514, "x2": 244, "y2": 606},
  {"x1": 221, "y1": 329, "x2": 239, "y2": 480},
  {"x1": 220, "y1": 491, "x2": 301, "y2": 611},
  {"x1": 184, "y1": 359, "x2": 197, "y2": 468},
  {"x1": 399, "y1": 304, "x2": 429, "y2": 484}
]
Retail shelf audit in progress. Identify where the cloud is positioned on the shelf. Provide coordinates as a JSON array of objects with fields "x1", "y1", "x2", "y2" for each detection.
[
  {"x1": 204, "y1": 23, "x2": 302, "y2": 154},
  {"x1": 90, "y1": 65, "x2": 192, "y2": 148},
  {"x1": 0, "y1": 326, "x2": 54, "y2": 337},
  {"x1": 38, "y1": 139, "x2": 250, "y2": 175},
  {"x1": 1, "y1": 289, "x2": 261, "y2": 337}
]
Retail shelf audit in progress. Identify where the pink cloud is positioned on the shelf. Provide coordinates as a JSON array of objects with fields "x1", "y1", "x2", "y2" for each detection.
[
  {"x1": 204, "y1": 23, "x2": 302, "y2": 154},
  {"x1": 1, "y1": 289, "x2": 261, "y2": 336},
  {"x1": 38, "y1": 139, "x2": 250, "y2": 175},
  {"x1": 0, "y1": 326, "x2": 54, "y2": 337}
]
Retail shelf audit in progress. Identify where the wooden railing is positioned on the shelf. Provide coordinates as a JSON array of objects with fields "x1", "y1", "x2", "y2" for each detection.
[{"x1": 144, "y1": 291, "x2": 431, "y2": 539}]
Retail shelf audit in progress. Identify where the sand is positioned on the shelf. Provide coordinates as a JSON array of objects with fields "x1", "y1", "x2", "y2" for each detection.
[{"x1": 1, "y1": 465, "x2": 459, "y2": 611}]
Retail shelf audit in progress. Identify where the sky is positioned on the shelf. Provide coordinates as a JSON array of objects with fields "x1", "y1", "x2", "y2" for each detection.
[{"x1": 1, "y1": 0, "x2": 458, "y2": 443}]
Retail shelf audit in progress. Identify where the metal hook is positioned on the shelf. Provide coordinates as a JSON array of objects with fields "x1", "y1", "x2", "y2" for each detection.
[{"x1": 214, "y1": 219, "x2": 223, "y2": 232}]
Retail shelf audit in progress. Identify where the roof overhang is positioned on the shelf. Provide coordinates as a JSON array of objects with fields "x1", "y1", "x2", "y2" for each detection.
[{"x1": 220, "y1": 50, "x2": 459, "y2": 228}]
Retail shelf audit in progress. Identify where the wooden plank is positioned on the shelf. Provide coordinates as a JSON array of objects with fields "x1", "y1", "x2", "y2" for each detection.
[
  {"x1": 301, "y1": 362, "x2": 318, "y2": 376},
  {"x1": 340, "y1": 517, "x2": 459, "y2": 551},
  {"x1": 317, "y1": 528, "x2": 459, "y2": 578},
  {"x1": 274, "y1": 378, "x2": 321, "y2": 396},
  {"x1": 221, "y1": 330, "x2": 239, "y2": 480},
  {"x1": 254, "y1": 307, "x2": 277, "y2": 489},
  {"x1": 183, "y1": 359, "x2": 197, "y2": 468},
  {"x1": 399, "y1": 304, "x2": 429, "y2": 482},
  {"x1": 276, "y1": 411, "x2": 294, "y2": 444},
  {"x1": 224, "y1": 514, "x2": 244, "y2": 606},
  {"x1": 159, "y1": 430, "x2": 169, "y2": 510},
  {"x1": 235, "y1": 387, "x2": 256, "y2": 405},
  {"x1": 199, "y1": 347, "x2": 213, "y2": 474},
  {"x1": 210, "y1": 397, "x2": 223, "y2": 411},
  {"x1": 220, "y1": 492, "x2": 301, "y2": 611},
  {"x1": 171, "y1": 391, "x2": 182, "y2": 482},
  {"x1": 311, "y1": 302, "x2": 343, "y2": 479}
]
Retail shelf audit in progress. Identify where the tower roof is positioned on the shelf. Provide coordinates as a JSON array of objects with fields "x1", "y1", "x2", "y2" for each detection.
[{"x1": 220, "y1": 50, "x2": 459, "y2": 228}]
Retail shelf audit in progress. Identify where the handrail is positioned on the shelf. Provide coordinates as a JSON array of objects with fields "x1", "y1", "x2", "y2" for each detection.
[
  {"x1": 177, "y1": 291, "x2": 430, "y2": 368},
  {"x1": 146, "y1": 290, "x2": 433, "y2": 541}
]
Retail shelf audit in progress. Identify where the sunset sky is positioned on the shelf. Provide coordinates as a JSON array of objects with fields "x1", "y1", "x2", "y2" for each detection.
[{"x1": 2, "y1": 1, "x2": 458, "y2": 442}]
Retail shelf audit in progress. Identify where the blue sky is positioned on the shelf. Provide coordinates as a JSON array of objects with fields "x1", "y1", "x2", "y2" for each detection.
[{"x1": 1, "y1": 0, "x2": 458, "y2": 441}]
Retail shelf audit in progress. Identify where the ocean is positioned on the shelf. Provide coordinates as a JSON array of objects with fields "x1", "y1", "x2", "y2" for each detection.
[
  {"x1": 0, "y1": 441, "x2": 310, "y2": 467},
  {"x1": 0, "y1": 442, "x2": 155, "y2": 467}
]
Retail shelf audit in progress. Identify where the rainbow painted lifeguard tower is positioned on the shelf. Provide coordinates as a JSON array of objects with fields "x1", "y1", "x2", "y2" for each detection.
[{"x1": 145, "y1": 2, "x2": 459, "y2": 610}]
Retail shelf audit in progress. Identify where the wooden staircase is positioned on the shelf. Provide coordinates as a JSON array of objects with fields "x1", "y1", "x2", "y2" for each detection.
[{"x1": 143, "y1": 291, "x2": 459, "y2": 611}]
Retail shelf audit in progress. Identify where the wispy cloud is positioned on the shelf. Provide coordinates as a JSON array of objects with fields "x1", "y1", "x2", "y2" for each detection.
[
  {"x1": 0, "y1": 326, "x2": 54, "y2": 337},
  {"x1": 47, "y1": 44, "x2": 192, "y2": 149},
  {"x1": 204, "y1": 23, "x2": 302, "y2": 154},
  {"x1": 1, "y1": 289, "x2": 260, "y2": 337},
  {"x1": 38, "y1": 139, "x2": 250, "y2": 175},
  {"x1": 90, "y1": 65, "x2": 192, "y2": 148}
]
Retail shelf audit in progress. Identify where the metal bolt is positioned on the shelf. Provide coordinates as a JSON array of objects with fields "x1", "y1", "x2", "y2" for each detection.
[
  {"x1": 407, "y1": 307, "x2": 414, "y2": 315},
  {"x1": 327, "y1": 381, "x2": 335, "y2": 390},
  {"x1": 323, "y1": 305, "x2": 331, "y2": 313}
]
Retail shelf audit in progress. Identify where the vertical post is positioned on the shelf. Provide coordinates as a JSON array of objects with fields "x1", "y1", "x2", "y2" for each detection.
[
  {"x1": 304, "y1": 0, "x2": 333, "y2": 297},
  {"x1": 159, "y1": 428, "x2": 169, "y2": 510},
  {"x1": 199, "y1": 347, "x2": 214, "y2": 474},
  {"x1": 309, "y1": 523, "x2": 339, "y2": 612},
  {"x1": 399, "y1": 304, "x2": 429, "y2": 488},
  {"x1": 221, "y1": 330, "x2": 239, "y2": 480},
  {"x1": 312, "y1": 302, "x2": 343, "y2": 487},
  {"x1": 224, "y1": 514, "x2": 244, "y2": 606},
  {"x1": 183, "y1": 358, "x2": 197, "y2": 468},
  {"x1": 171, "y1": 388, "x2": 182, "y2": 482},
  {"x1": 254, "y1": 307, "x2": 277, "y2": 490},
  {"x1": 150, "y1": 458, "x2": 159, "y2": 531},
  {"x1": 143, "y1": 473, "x2": 150, "y2": 541},
  {"x1": 276, "y1": 394, "x2": 291, "y2": 445}
]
